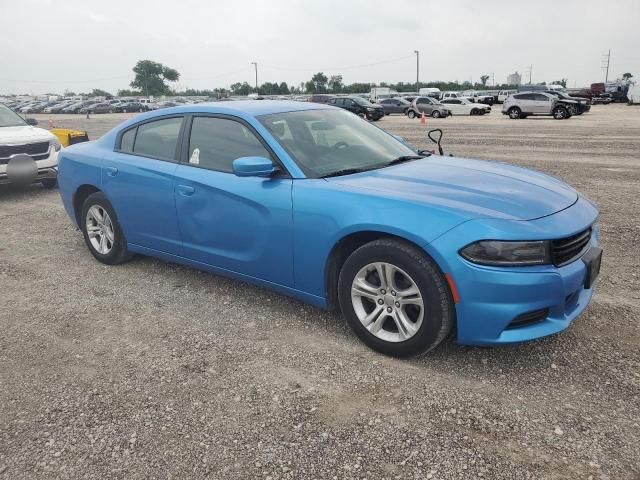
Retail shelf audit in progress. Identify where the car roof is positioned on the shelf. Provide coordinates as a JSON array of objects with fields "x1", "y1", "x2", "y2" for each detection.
[{"x1": 149, "y1": 100, "x2": 329, "y2": 117}]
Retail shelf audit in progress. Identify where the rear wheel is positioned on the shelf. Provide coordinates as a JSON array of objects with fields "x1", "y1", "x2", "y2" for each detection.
[
  {"x1": 407, "y1": 110, "x2": 416, "y2": 119},
  {"x1": 508, "y1": 107, "x2": 521, "y2": 119},
  {"x1": 41, "y1": 178, "x2": 57, "y2": 189},
  {"x1": 431, "y1": 110, "x2": 441, "y2": 118},
  {"x1": 338, "y1": 239, "x2": 454, "y2": 357},
  {"x1": 80, "y1": 192, "x2": 132, "y2": 265}
]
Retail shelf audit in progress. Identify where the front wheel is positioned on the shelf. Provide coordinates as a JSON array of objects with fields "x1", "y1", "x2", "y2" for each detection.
[
  {"x1": 470, "y1": 108, "x2": 479, "y2": 115},
  {"x1": 80, "y1": 192, "x2": 132, "y2": 265},
  {"x1": 431, "y1": 110, "x2": 441, "y2": 118},
  {"x1": 338, "y1": 239, "x2": 455, "y2": 357},
  {"x1": 41, "y1": 178, "x2": 57, "y2": 189},
  {"x1": 407, "y1": 110, "x2": 416, "y2": 119},
  {"x1": 553, "y1": 106, "x2": 568, "y2": 119}
]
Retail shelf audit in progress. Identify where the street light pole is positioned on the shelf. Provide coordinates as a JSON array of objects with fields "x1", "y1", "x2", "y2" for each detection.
[
  {"x1": 251, "y1": 62, "x2": 258, "y2": 92},
  {"x1": 414, "y1": 50, "x2": 419, "y2": 92}
]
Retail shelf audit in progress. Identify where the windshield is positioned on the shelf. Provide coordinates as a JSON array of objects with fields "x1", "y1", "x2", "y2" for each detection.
[
  {"x1": 258, "y1": 109, "x2": 418, "y2": 178},
  {"x1": 352, "y1": 97, "x2": 372, "y2": 106},
  {"x1": 0, "y1": 105, "x2": 27, "y2": 127}
]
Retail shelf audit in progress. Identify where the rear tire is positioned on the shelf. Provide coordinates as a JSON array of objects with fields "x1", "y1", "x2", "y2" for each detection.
[
  {"x1": 80, "y1": 192, "x2": 132, "y2": 265},
  {"x1": 41, "y1": 178, "x2": 57, "y2": 189},
  {"x1": 407, "y1": 110, "x2": 416, "y2": 119},
  {"x1": 338, "y1": 238, "x2": 454, "y2": 357},
  {"x1": 508, "y1": 107, "x2": 521, "y2": 119}
]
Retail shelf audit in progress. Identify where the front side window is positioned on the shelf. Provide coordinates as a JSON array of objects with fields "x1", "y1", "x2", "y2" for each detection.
[
  {"x1": 259, "y1": 109, "x2": 417, "y2": 178},
  {"x1": 188, "y1": 117, "x2": 272, "y2": 173},
  {"x1": 132, "y1": 117, "x2": 183, "y2": 161}
]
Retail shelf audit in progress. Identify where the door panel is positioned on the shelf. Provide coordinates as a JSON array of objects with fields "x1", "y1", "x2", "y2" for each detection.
[
  {"x1": 102, "y1": 152, "x2": 182, "y2": 255},
  {"x1": 174, "y1": 165, "x2": 294, "y2": 286}
]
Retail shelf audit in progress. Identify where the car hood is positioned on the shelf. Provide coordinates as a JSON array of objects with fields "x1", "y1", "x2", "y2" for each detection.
[
  {"x1": 0, "y1": 125, "x2": 55, "y2": 144},
  {"x1": 327, "y1": 156, "x2": 578, "y2": 221}
]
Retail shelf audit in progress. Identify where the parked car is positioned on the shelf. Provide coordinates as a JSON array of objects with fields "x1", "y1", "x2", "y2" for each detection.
[
  {"x1": 116, "y1": 101, "x2": 146, "y2": 113},
  {"x1": 328, "y1": 96, "x2": 384, "y2": 120},
  {"x1": 379, "y1": 98, "x2": 411, "y2": 115},
  {"x1": 406, "y1": 97, "x2": 450, "y2": 118},
  {"x1": 497, "y1": 90, "x2": 517, "y2": 103},
  {"x1": 502, "y1": 92, "x2": 577, "y2": 119},
  {"x1": 440, "y1": 98, "x2": 491, "y2": 115},
  {"x1": 544, "y1": 91, "x2": 591, "y2": 115},
  {"x1": 0, "y1": 104, "x2": 60, "y2": 188},
  {"x1": 44, "y1": 101, "x2": 73, "y2": 114},
  {"x1": 57, "y1": 100, "x2": 602, "y2": 357},
  {"x1": 308, "y1": 94, "x2": 335, "y2": 104},
  {"x1": 627, "y1": 82, "x2": 639, "y2": 105},
  {"x1": 80, "y1": 103, "x2": 115, "y2": 114}
]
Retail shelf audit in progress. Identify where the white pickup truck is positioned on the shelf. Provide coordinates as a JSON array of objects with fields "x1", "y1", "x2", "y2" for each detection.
[{"x1": 0, "y1": 104, "x2": 60, "y2": 188}]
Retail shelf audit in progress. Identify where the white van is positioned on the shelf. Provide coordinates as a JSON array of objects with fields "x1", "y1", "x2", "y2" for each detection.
[
  {"x1": 498, "y1": 90, "x2": 517, "y2": 103},
  {"x1": 419, "y1": 87, "x2": 441, "y2": 97},
  {"x1": 439, "y1": 91, "x2": 461, "y2": 100}
]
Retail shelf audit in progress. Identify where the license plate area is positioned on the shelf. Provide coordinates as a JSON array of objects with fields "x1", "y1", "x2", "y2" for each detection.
[{"x1": 582, "y1": 247, "x2": 602, "y2": 289}]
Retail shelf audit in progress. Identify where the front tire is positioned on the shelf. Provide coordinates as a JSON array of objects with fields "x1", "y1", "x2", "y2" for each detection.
[
  {"x1": 553, "y1": 106, "x2": 568, "y2": 119},
  {"x1": 508, "y1": 107, "x2": 521, "y2": 119},
  {"x1": 431, "y1": 110, "x2": 441, "y2": 118},
  {"x1": 80, "y1": 192, "x2": 132, "y2": 265},
  {"x1": 338, "y1": 239, "x2": 454, "y2": 357},
  {"x1": 407, "y1": 110, "x2": 416, "y2": 119},
  {"x1": 41, "y1": 178, "x2": 57, "y2": 189}
]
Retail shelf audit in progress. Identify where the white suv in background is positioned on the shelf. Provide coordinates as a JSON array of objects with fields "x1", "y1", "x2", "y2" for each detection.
[{"x1": 0, "y1": 104, "x2": 61, "y2": 188}]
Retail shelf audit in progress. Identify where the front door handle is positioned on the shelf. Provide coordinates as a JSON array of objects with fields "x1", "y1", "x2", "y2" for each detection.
[
  {"x1": 177, "y1": 184, "x2": 195, "y2": 196},
  {"x1": 105, "y1": 166, "x2": 118, "y2": 177}
]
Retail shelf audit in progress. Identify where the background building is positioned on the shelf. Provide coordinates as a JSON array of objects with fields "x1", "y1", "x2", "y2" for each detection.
[{"x1": 507, "y1": 71, "x2": 522, "y2": 85}]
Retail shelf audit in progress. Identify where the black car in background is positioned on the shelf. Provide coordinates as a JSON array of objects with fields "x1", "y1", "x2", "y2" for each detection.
[
  {"x1": 545, "y1": 90, "x2": 591, "y2": 115},
  {"x1": 116, "y1": 101, "x2": 146, "y2": 113},
  {"x1": 328, "y1": 96, "x2": 384, "y2": 121},
  {"x1": 379, "y1": 97, "x2": 411, "y2": 115}
]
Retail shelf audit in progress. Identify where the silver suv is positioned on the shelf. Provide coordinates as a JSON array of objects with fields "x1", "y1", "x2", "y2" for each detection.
[{"x1": 502, "y1": 92, "x2": 577, "y2": 120}]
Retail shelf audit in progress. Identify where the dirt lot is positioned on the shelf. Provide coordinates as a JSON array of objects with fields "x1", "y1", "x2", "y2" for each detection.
[{"x1": 1, "y1": 105, "x2": 639, "y2": 479}]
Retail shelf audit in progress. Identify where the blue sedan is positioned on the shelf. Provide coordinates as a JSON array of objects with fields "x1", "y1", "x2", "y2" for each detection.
[{"x1": 57, "y1": 101, "x2": 601, "y2": 356}]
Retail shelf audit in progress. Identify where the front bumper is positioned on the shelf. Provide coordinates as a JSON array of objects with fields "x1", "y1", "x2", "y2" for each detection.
[
  {"x1": 0, "y1": 148, "x2": 59, "y2": 185},
  {"x1": 425, "y1": 196, "x2": 600, "y2": 346}
]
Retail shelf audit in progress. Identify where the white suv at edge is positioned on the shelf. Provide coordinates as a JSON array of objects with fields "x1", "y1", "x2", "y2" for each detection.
[{"x1": 0, "y1": 104, "x2": 61, "y2": 188}]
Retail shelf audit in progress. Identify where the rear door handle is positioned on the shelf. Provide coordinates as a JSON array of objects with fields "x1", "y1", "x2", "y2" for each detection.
[
  {"x1": 105, "y1": 166, "x2": 118, "y2": 177},
  {"x1": 177, "y1": 184, "x2": 195, "y2": 196}
]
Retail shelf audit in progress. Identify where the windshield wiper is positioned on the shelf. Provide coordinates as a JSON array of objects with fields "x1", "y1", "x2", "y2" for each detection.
[
  {"x1": 320, "y1": 168, "x2": 369, "y2": 178},
  {"x1": 385, "y1": 155, "x2": 426, "y2": 167}
]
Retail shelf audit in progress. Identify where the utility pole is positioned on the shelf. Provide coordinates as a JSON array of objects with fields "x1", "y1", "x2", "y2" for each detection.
[
  {"x1": 528, "y1": 65, "x2": 532, "y2": 84},
  {"x1": 251, "y1": 62, "x2": 258, "y2": 91},
  {"x1": 602, "y1": 50, "x2": 611, "y2": 83},
  {"x1": 414, "y1": 50, "x2": 419, "y2": 93},
  {"x1": 491, "y1": 72, "x2": 495, "y2": 87}
]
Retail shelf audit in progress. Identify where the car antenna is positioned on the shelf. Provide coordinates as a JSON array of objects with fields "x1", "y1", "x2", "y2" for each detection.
[{"x1": 428, "y1": 128, "x2": 444, "y2": 155}]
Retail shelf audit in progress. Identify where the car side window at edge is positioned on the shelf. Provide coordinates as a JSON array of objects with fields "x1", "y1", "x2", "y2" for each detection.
[
  {"x1": 119, "y1": 127, "x2": 136, "y2": 152},
  {"x1": 133, "y1": 117, "x2": 183, "y2": 161},
  {"x1": 187, "y1": 116, "x2": 273, "y2": 174}
]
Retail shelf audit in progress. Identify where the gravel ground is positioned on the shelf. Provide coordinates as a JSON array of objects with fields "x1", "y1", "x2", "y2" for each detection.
[{"x1": 1, "y1": 105, "x2": 639, "y2": 479}]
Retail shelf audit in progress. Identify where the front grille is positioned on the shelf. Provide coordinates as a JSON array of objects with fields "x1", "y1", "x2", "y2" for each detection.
[
  {"x1": 551, "y1": 228, "x2": 592, "y2": 266},
  {"x1": 0, "y1": 141, "x2": 50, "y2": 161}
]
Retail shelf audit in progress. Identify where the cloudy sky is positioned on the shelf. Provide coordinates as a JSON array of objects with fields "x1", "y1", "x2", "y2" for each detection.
[{"x1": 1, "y1": 0, "x2": 638, "y2": 95}]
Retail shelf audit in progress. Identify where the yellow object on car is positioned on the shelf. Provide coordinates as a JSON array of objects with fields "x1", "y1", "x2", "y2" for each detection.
[{"x1": 50, "y1": 128, "x2": 90, "y2": 147}]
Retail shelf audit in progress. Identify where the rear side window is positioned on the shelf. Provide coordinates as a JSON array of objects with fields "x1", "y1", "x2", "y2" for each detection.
[
  {"x1": 120, "y1": 128, "x2": 136, "y2": 152},
  {"x1": 188, "y1": 117, "x2": 272, "y2": 173},
  {"x1": 133, "y1": 117, "x2": 183, "y2": 161}
]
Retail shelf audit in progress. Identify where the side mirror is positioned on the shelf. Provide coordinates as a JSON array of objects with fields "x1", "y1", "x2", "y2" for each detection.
[
  {"x1": 26, "y1": 118, "x2": 38, "y2": 126},
  {"x1": 232, "y1": 156, "x2": 278, "y2": 178}
]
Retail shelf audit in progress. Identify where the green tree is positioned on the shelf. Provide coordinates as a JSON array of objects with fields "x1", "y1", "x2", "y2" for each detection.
[
  {"x1": 622, "y1": 72, "x2": 633, "y2": 80},
  {"x1": 551, "y1": 78, "x2": 567, "y2": 87},
  {"x1": 130, "y1": 60, "x2": 180, "y2": 97},
  {"x1": 230, "y1": 82, "x2": 251, "y2": 96},
  {"x1": 90, "y1": 88, "x2": 113, "y2": 97},
  {"x1": 480, "y1": 75, "x2": 490, "y2": 86},
  {"x1": 305, "y1": 72, "x2": 328, "y2": 93},
  {"x1": 117, "y1": 88, "x2": 142, "y2": 97},
  {"x1": 328, "y1": 75, "x2": 344, "y2": 93}
]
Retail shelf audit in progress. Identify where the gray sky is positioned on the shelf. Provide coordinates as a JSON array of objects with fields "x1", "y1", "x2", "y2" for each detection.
[{"x1": 1, "y1": 0, "x2": 638, "y2": 95}]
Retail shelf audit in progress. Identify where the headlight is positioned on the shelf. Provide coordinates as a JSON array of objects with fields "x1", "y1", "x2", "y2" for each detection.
[
  {"x1": 460, "y1": 240, "x2": 550, "y2": 266},
  {"x1": 50, "y1": 137, "x2": 62, "y2": 152}
]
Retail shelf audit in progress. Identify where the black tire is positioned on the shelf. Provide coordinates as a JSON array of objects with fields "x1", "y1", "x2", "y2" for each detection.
[
  {"x1": 407, "y1": 110, "x2": 416, "y2": 119},
  {"x1": 552, "y1": 106, "x2": 568, "y2": 119},
  {"x1": 338, "y1": 238, "x2": 455, "y2": 357},
  {"x1": 508, "y1": 107, "x2": 521, "y2": 119},
  {"x1": 80, "y1": 192, "x2": 132, "y2": 265},
  {"x1": 41, "y1": 178, "x2": 57, "y2": 189},
  {"x1": 431, "y1": 110, "x2": 441, "y2": 118},
  {"x1": 470, "y1": 108, "x2": 479, "y2": 116}
]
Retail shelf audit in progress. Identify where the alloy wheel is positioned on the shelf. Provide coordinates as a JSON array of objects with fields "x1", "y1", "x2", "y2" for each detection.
[
  {"x1": 86, "y1": 205, "x2": 115, "y2": 255},
  {"x1": 351, "y1": 262, "x2": 424, "y2": 343}
]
